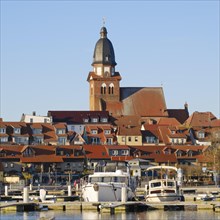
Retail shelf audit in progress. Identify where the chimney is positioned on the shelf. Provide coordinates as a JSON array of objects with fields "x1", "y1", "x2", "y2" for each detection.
[{"x1": 33, "y1": 111, "x2": 36, "y2": 116}]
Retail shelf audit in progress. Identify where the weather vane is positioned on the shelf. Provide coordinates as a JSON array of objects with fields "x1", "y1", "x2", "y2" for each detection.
[{"x1": 102, "y1": 17, "x2": 106, "y2": 27}]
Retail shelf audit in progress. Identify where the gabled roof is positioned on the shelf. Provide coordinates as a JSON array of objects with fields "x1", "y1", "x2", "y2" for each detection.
[
  {"x1": 48, "y1": 111, "x2": 109, "y2": 124},
  {"x1": 167, "y1": 109, "x2": 189, "y2": 124},
  {"x1": 119, "y1": 87, "x2": 168, "y2": 117},
  {"x1": 83, "y1": 145, "x2": 110, "y2": 159},
  {"x1": 53, "y1": 123, "x2": 67, "y2": 129},
  {"x1": 184, "y1": 111, "x2": 218, "y2": 127}
]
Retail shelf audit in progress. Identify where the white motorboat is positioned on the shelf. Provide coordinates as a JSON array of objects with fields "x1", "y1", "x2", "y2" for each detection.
[
  {"x1": 82, "y1": 169, "x2": 136, "y2": 202},
  {"x1": 145, "y1": 165, "x2": 183, "y2": 202}
]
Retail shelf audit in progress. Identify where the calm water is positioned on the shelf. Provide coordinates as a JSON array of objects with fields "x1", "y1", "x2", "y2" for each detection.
[{"x1": 0, "y1": 210, "x2": 219, "y2": 220}]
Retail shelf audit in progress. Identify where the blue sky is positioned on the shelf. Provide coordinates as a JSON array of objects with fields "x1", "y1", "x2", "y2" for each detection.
[{"x1": 1, "y1": 1, "x2": 219, "y2": 121}]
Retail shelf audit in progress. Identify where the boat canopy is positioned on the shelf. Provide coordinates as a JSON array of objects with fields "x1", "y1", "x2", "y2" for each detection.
[{"x1": 146, "y1": 166, "x2": 178, "y2": 172}]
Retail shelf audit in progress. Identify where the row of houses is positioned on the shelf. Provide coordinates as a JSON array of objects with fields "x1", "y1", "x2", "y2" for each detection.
[
  {"x1": 1, "y1": 111, "x2": 220, "y2": 147},
  {"x1": 0, "y1": 143, "x2": 211, "y2": 178}
]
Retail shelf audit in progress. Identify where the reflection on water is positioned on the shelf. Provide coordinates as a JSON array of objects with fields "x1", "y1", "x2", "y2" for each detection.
[{"x1": 0, "y1": 210, "x2": 220, "y2": 220}]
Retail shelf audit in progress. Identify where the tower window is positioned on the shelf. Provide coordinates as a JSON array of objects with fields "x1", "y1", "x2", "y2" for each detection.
[
  {"x1": 109, "y1": 83, "x2": 114, "y2": 94},
  {"x1": 101, "y1": 83, "x2": 106, "y2": 94}
]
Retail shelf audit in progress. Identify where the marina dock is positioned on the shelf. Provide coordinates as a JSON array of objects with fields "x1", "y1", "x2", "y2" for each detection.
[{"x1": 1, "y1": 186, "x2": 219, "y2": 213}]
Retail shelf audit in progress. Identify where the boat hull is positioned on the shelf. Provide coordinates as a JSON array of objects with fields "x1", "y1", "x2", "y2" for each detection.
[
  {"x1": 82, "y1": 183, "x2": 134, "y2": 202},
  {"x1": 146, "y1": 193, "x2": 180, "y2": 202}
]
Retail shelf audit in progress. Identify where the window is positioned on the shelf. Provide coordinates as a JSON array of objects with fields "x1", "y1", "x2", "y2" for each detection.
[
  {"x1": 104, "y1": 130, "x2": 110, "y2": 135},
  {"x1": 106, "y1": 138, "x2": 112, "y2": 145},
  {"x1": 109, "y1": 83, "x2": 114, "y2": 94},
  {"x1": 128, "y1": 137, "x2": 131, "y2": 142},
  {"x1": 58, "y1": 137, "x2": 66, "y2": 145},
  {"x1": 198, "y1": 131, "x2": 205, "y2": 139},
  {"x1": 101, "y1": 83, "x2": 106, "y2": 94},
  {"x1": 91, "y1": 137, "x2": 99, "y2": 144},
  {"x1": 176, "y1": 151, "x2": 182, "y2": 157},
  {"x1": 0, "y1": 128, "x2": 6, "y2": 134},
  {"x1": 0, "y1": 137, "x2": 8, "y2": 143},
  {"x1": 15, "y1": 137, "x2": 28, "y2": 144},
  {"x1": 121, "y1": 150, "x2": 128, "y2": 155},
  {"x1": 91, "y1": 118, "x2": 98, "y2": 123},
  {"x1": 14, "y1": 128, "x2": 20, "y2": 134},
  {"x1": 135, "y1": 137, "x2": 138, "y2": 142},
  {"x1": 33, "y1": 136, "x2": 43, "y2": 144},
  {"x1": 100, "y1": 117, "x2": 108, "y2": 123},
  {"x1": 30, "y1": 118, "x2": 33, "y2": 123},
  {"x1": 91, "y1": 129, "x2": 98, "y2": 134},
  {"x1": 83, "y1": 118, "x2": 89, "y2": 123},
  {"x1": 188, "y1": 151, "x2": 193, "y2": 157},
  {"x1": 122, "y1": 137, "x2": 126, "y2": 142},
  {"x1": 32, "y1": 128, "x2": 42, "y2": 134},
  {"x1": 146, "y1": 136, "x2": 155, "y2": 143},
  {"x1": 23, "y1": 148, "x2": 34, "y2": 157},
  {"x1": 112, "y1": 150, "x2": 118, "y2": 156},
  {"x1": 57, "y1": 129, "x2": 65, "y2": 134}
]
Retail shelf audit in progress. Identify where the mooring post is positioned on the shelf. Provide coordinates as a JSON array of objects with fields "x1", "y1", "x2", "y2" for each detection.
[
  {"x1": 76, "y1": 183, "x2": 79, "y2": 195},
  {"x1": 121, "y1": 186, "x2": 127, "y2": 202},
  {"x1": 110, "y1": 207, "x2": 115, "y2": 215},
  {"x1": 29, "y1": 183, "x2": 33, "y2": 191},
  {"x1": 23, "y1": 187, "x2": 29, "y2": 203},
  {"x1": 68, "y1": 185, "x2": 72, "y2": 196},
  {"x1": 5, "y1": 185, "x2": 8, "y2": 196},
  {"x1": 39, "y1": 189, "x2": 47, "y2": 202}
]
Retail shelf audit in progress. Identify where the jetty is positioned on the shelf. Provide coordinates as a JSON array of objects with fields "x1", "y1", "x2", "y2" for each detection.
[{"x1": 1, "y1": 185, "x2": 220, "y2": 213}]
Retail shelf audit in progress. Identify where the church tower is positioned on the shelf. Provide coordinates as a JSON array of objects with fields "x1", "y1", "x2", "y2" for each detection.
[{"x1": 87, "y1": 26, "x2": 121, "y2": 111}]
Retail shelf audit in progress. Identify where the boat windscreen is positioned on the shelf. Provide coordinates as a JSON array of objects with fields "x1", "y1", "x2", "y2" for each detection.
[{"x1": 89, "y1": 176, "x2": 128, "y2": 183}]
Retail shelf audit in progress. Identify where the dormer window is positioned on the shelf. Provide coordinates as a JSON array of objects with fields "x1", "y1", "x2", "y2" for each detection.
[
  {"x1": 104, "y1": 129, "x2": 111, "y2": 135},
  {"x1": 56, "y1": 128, "x2": 65, "y2": 135},
  {"x1": 188, "y1": 151, "x2": 193, "y2": 157},
  {"x1": 32, "y1": 128, "x2": 42, "y2": 134},
  {"x1": 146, "y1": 136, "x2": 156, "y2": 143},
  {"x1": 0, "y1": 128, "x2": 6, "y2": 134},
  {"x1": 91, "y1": 118, "x2": 98, "y2": 123},
  {"x1": 100, "y1": 117, "x2": 108, "y2": 123},
  {"x1": 23, "y1": 147, "x2": 34, "y2": 157},
  {"x1": 176, "y1": 151, "x2": 182, "y2": 157},
  {"x1": 91, "y1": 129, "x2": 98, "y2": 134},
  {"x1": 121, "y1": 150, "x2": 128, "y2": 155},
  {"x1": 112, "y1": 150, "x2": 118, "y2": 156},
  {"x1": 198, "y1": 131, "x2": 205, "y2": 139},
  {"x1": 14, "y1": 128, "x2": 21, "y2": 134},
  {"x1": 83, "y1": 118, "x2": 89, "y2": 123}
]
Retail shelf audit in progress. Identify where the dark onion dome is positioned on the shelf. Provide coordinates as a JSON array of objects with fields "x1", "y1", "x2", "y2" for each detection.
[{"x1": 92, "y1": 27, "x2": 117, "y2": 66}]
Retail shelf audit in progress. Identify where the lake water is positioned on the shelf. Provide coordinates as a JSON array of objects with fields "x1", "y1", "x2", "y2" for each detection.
[{"x1": 0, "y1": 210, "x2": 220, "y2": 220}]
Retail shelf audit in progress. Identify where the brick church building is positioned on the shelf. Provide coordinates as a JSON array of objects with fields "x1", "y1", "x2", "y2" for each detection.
[{"x1": 87, "y1": 26, "x2": 189, "y2": 123}]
